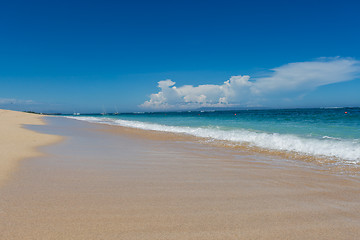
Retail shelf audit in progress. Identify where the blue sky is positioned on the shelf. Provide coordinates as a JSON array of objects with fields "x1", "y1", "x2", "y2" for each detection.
[{"x1": 1, "y1": 0, "x2": 360, "y2": 113}]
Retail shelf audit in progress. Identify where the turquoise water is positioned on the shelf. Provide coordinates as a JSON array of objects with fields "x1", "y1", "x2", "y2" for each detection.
[{"x1": 67, "y1": 108, "x2": 360, "y2": 164}]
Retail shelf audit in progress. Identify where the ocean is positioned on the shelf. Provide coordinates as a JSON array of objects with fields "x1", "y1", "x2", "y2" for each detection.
[{"x1": 67, "y1": 108, "x2": 360, "y2": 165}]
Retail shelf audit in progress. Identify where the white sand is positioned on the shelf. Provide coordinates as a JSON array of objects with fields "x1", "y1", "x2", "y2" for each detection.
[
  {"x1": 1, "y1": 116, "x2": 360, "y2": 239},
  {"x1": 0, "y1": 109, "x2": 62, "y2": 185}
]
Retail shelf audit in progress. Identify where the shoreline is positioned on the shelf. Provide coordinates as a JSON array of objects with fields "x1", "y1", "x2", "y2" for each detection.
[
  {"x1": 0, "y1": 109, "x2": 62, "y2": 186},
  {"x1": 74, "y1": 117, "x2": 360, "y2": 176},
  {"x1": 1, "y1": 116, "x2": 360, "y2": 239}
]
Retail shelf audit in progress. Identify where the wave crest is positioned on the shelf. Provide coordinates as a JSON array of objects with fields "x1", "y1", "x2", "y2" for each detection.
[{"x1": 67, "y1": 116, "x2": 360, "y2": 164}]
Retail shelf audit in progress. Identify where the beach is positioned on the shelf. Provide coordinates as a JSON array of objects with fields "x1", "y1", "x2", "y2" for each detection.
[
  {"x1": 0, "y1": 109, "x2": 62, "y2": 186},
  {"x1": 1, "y1": 111, "x2": 360, "y2": 239}
]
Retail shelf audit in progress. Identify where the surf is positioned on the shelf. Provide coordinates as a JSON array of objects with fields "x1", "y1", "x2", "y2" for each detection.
[{"x1": 67, "y1": 116, "x2": 360, "y2": 164}]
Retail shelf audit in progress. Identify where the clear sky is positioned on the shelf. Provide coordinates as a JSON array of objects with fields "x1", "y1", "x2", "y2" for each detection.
[{"x1": 1, "y1": 0, "x2": 360, "y2": 113}]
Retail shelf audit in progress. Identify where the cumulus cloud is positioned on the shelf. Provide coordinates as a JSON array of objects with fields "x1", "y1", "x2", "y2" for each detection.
[{"x1": 140, "y1": 57, "x2": 360, "y2": 110}]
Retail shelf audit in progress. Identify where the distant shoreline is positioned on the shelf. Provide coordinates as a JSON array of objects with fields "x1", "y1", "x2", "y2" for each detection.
[{"x1": 8, "y1": 106, "x2": 359, "y2": 116}]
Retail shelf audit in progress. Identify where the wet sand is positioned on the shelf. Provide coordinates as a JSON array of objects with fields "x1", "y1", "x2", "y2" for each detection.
[
  {"x1": 0, "y1": 109, "x2": 62, "y2": 186},
  {"x1": 1, "y1": 117, "x2": 360, "y2": 239}
]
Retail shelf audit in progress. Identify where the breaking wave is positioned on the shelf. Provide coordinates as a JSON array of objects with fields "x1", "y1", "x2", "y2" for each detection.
[{"x1": 67, "y1": 116, "x2": 360, "y2": 164}]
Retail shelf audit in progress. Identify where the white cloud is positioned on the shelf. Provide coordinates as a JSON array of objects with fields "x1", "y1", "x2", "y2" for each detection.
[
  {"x1": 140, "y1": 57, "x2": 360, "y2": 110},
  {"x1": 252, "y1": 57, "x2": 360, "y2": 94},
  {"x1": 0, "y1": 98, "x2": 35, "y2": 105}
]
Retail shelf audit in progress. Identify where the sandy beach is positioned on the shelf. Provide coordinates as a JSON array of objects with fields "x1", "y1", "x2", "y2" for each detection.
[
  {"x1": 2, "y1": 0, "x2": 359, "y2": 238},
  {"x1": 0, "y1": 110, "x2": 62, "y2": 186},
  {"x1": 1, "y1": 113, "x2": 360, "y2": 239}
]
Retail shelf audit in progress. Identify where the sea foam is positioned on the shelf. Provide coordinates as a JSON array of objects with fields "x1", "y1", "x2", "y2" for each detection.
[{"x1": 67, "y1": 116, "x2": 360, "y2": 164}]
